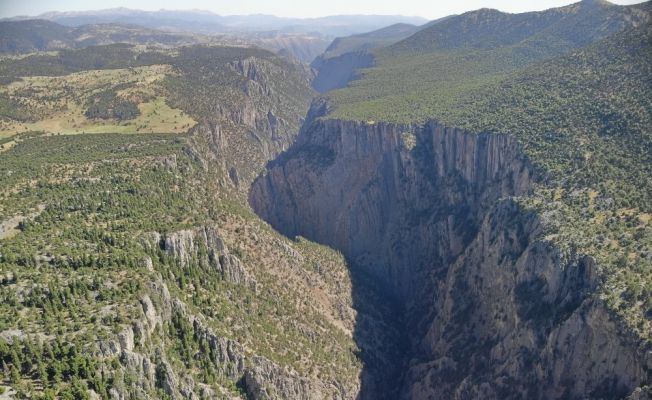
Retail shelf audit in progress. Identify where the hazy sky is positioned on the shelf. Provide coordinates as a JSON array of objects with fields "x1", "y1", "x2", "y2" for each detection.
[{"x1": 0, "y1": 0, "x2": 645, "y2": 19}]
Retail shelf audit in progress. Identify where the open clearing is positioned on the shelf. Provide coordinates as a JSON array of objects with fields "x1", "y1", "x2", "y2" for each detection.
[{"x1": 0, "y1": 65, "x2": 195, "y2": 137}]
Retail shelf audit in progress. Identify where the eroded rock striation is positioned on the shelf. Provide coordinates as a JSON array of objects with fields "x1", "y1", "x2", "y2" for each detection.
[{"x1": 250, "y1": 101, "x2": 651, "y2": 399}]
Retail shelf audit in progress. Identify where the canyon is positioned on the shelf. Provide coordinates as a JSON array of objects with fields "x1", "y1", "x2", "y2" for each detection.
[
  {"x1": 249, "y1": 100, "x2": 652, "y2": 399},
  {"x1": 1, "y1": 1, "x2": 650, "y2": 398}
]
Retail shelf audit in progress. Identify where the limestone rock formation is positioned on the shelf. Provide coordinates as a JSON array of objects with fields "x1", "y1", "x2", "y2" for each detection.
[
  {"x1": 92, "y1": 273, "x2": 338, "y2": 400},
  {"x1": 160, "y1": 226, "x2": 257, "y2": 291}
]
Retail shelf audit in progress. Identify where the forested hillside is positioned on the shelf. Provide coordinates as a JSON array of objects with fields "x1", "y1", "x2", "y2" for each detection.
[{"x1": 0, "y1": 41, "x2": 371, "y2": 399}]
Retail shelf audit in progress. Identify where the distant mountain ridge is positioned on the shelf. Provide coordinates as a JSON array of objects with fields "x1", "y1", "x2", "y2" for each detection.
[
  {"x1": 4, "y1": 8, "x2": 428, "y2": 37},
  {"x1": 0, "y1": 10, "x2": 428, "y2": 62},
  {"x1": 0, "y1": 19, "x2": 234, "y2": 54},
  {"x1": 309, "y1": 22, "x2": 430, "y2": 92},
  {"x1": 0, "y1": 19, "x2": 331, "y2": 63},
  {"x1": 316, "y1": 23, "x2": 422, "y2": 61}
]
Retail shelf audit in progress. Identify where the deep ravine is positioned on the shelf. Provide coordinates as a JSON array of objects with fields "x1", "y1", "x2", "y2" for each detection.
[{"x1": 249, "y1": 100, "x2": 651, "y2": 399}]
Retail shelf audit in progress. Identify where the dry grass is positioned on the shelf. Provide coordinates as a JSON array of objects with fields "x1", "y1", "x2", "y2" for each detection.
[{"x1": 0, "y1": 65, "x2": 196, "y2": 137}]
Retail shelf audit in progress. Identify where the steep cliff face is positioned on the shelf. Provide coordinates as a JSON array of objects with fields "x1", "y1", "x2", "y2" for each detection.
[
  {"x1": 405, "y1": 199, "x2": 648, "y2": 399},
  {"x1": 251, "y1": 111, "x2": 534, "y2": 299},
  {"x1": 310, "y1": 52, "x2": 374, "y2": 93},
  {"x1": 188, "y1": 54, "x2": 315, "y2": 188},
  {"x1": 250, "y1": 102, "x2": 651, "y2": 398}
]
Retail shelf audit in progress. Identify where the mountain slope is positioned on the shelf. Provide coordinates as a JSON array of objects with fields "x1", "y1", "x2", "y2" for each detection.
[
  {"x1": 395, "y1": 0, "x2": 649, "y2": 52},
  {"x1": 309, "y1": 23, "x2": 423, "y2": 92},
  {"x1": 329, "y1": 0, "x2": 651, "y2": 122},
  {"x1": 0, "y1": 132, "x2": 363, "y2": 399},
  {"x1": 0, "y1": 20, "x2": 74, "y2": 53},
  {"x1": 316, "y1": 23, "x2": 421, "y2": 61},
  {"x1": 0, "y1": 43, "x2": 380, "y2": 398}
]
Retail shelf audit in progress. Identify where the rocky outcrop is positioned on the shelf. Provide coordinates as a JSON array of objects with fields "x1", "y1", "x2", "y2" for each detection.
[
  {"x1": 250, "y1": 102, "x2": 651, "y2": 398},
  {"x1": 243, "y1": 356, "x2": 322, "y2": 400},
  {"x1": 94, "y1": 272, "x2": 333, "y2": 400},
  {"x1": 154, "y1": 226, "x2": 257, "y2": 291},
  {"x1": 191, "y1": 121, "x2": 227, "y2": 158},
  {"x1": 243, "y1": 357, "x2": 345, "y2": 400},
  {"x1": 94, "y1": 282, "x2": 174, "y2": 400}
]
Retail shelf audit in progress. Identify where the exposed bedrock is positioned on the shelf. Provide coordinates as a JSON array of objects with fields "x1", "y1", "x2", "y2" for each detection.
[
  {"x1": 250, "y1": 110, "x2": 534, "y2": 300},
  {"x1": 249, "y1": 101, "x2": 651, "y2": 399}
]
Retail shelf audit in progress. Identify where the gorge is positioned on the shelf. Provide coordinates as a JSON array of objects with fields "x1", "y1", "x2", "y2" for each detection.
[
  {"x1": 0, "y1": 0, "x2": 650, "y2": 398},
  {"x1": 249, "y1": 100, "x2": 651, "y2": 398}
]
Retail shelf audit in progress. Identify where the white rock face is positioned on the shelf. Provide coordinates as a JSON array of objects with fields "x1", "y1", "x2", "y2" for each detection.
[
  {"x1": 118, "y1": 327, "x2": 134, "y2": 352},
  {"x1": 140, "y1": 295, "x2": 160, "y2": 336},
  {"x1": 161, "y1": 226, "x2": 257, "y2": 291}
]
